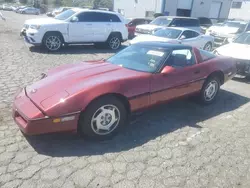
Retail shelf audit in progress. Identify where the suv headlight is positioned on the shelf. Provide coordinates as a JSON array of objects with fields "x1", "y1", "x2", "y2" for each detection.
[{"x1": 30, "y1": 24, "x2": 41, "y2": 30}]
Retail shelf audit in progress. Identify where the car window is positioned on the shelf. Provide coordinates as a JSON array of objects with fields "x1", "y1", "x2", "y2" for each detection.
[
  {"x1": 199, "y1": 49, "x2": 216, "y2": 61},
  {"x1": 234, "y1": 33, "x2": 250, "y2": 45},
  {"x1": 107, "y1": 44, "x2": 170, "y2": 73},
  {"x1": 55, "y1": 9, "x2": 76, "y2": 20},
  {"x1": 199, "y1": 17, "x2": 212, "y2": 25},
  {"x1": 171, "y1": 19, "x2": 200, "y2": 27},
  {"x1": 150, "y1": 17, "x2": 172, "y2": 26},
  {"x1": 153, "y1": 28, "x2": 182, "y2": 39},
  {"x1": 77, "y1": 12, "x2": 121, "y2": 22},
  {"x1": 181, "y1": 30, "x2": 199, "y2": 39},
  {"x1": 166, "y1": 49, "x2": 195, "y2": 67}
]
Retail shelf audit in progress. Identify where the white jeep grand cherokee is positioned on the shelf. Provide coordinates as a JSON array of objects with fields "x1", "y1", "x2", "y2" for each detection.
[{"x1": 20, "y1": 8, "x2": 128, "y2": 51}]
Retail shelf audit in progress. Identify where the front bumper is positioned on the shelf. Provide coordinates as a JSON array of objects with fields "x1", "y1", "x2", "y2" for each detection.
[
  {"x1": 20, "y1": 28, "x2": 42, "y2": 46},
  {"x1": 12, "y1": 88, "x2": 79, "y2": 135},
  {"x1": 235, "y1": 60, "x2": 250, "y2": 76}
]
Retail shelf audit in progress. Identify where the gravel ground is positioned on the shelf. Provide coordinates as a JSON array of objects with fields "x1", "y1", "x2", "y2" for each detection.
[{"x1": 1, "y1": 11, "x2": 250, "y2": 188}]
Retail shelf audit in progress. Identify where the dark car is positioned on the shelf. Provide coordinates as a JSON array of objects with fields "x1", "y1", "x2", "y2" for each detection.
[
  {"x1": 198, "y1": 17, "x2": 213, "y2": 33},
  {"x1": 126, "y1": 18, "x2": 152, "y2": 38},
  {"x1": 13, "y1": 42, "x2": 236, "y2": 139}
]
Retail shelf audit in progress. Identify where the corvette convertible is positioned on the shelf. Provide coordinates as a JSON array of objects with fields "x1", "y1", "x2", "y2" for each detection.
[{"x1": 13, "y1": 42, "x2": 236, "y2": 139}]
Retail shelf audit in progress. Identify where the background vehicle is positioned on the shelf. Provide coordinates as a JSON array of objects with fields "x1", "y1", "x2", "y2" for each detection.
[
  {"x1": 198, "y1": 17, "x2": 213, "y2": 34},
  {"x1": 126, "y1": 18, "x2": 152, "y2": 38},
  {"x1": 214, "y1": 32, "x2": 250, "y2": 78},
  {"x1": 20, "y1": 7, "x2": 40, "y2": 15},
  {"x1": 20, "y1": 8, "x2": 128, "y2": 51},
  {"x1": 135, "y1": 16, "x2": 201, "y2": 36},
  {"x1": 2, "y1": 4, "x2": 12, "y2": 11},
  {"x1": 131, "y1": 27, "x2": 214, "y2": 51},
  {"x1": 206, "y1": 20, "x2": 250, "y2": 47},
  {"x1": 12, "y1": 42, "x2": 236, "y2": 139},
  {"x1": 16, "y1": 6, "x2": 28, "y2": 13}
]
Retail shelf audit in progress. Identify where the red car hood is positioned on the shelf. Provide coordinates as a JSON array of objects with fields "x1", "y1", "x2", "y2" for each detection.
[{"x1": 26, "y1": 61, "x2": 148, "y2": 110}]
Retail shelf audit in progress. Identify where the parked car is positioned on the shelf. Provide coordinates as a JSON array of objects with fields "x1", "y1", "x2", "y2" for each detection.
[
  {"x1": 135, "y1": 16, "x2": 201, "y2": 36},
  {"x1": 20, "y1": 8, "x2": 128, "y2": 51},
  {"x1": 20, "y1": 7, "x2": 40, "y2": 15},
  {"x1": 198, "y1": 17, "x2": 213, "y2": 34},
  {"x1": 206, "y1": 20, "x2": 250, "y2": 47},
  {"x1": 2, "y1": 4, "x2": 12, "y2": 11},
  {"x1": 126, "y1": 18, "x2": 152, "y2": 38},
  {"x1": 130, "y1": 27, "x2": 214, "y2": 51},
  {"x1": 214, "y1": 32, "x2": 250, "y2": 78},
  {"x1": 15, "y1": 6, "x2": 28, "y2": 13},
  {"x1": 12, "y1": 42, "x2": 236, "y2": 139}
]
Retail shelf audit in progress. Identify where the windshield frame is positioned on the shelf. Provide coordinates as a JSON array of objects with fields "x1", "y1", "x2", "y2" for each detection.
[
  {"x1": 54, "y1": 9, "x2": 77, "y2": 21},
  {"x1": 106, "y1": 44, "x2": 171, "y2": 73}
]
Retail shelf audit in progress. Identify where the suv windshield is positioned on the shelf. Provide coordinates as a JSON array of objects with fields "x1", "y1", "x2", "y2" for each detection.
[
  {"x1": 107, "y1": 44, "x2": 170, "y2": 73},
  {"x1": 55, "y1": 9, "x2": 76, "y2": 20},
  {"x1": 150, "y1": 17, "x2": 172, "y2": 26},
  {"x1": 234, "y1": 33, "x2": 250, "y2": 45},
  {"x1": 153, "y1": 28, "x2": 182, "y2": 39}
]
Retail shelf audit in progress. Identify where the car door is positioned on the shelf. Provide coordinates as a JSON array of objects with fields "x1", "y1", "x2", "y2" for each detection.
[
  {"x1": 180, "y1": 30, "x2": 203, "y2": 48},
  {"x1": 68, "y1": 12, "x2": 94, "y2": 42},
  {"x1": 150, "y1": 48, "x2": 204, "y2": 105},
  {"x1": 91, "y1": 12, "x2": 113, "y2": 42}
]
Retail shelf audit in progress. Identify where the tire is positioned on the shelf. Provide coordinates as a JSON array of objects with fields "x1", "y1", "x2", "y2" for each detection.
[
  {"x1": 203, "y1": 42, "x2": 212, "y2": 51},
  {"x1": 200, "y1": 76, "x2": 220, "y2": 104},
  {"x1": 107, "y1": 34, "x2": 121, "y2": 50},
  {"x1": 78, "y1": 96, "x2": 127, "y2": 140},
  {"x1": 42, "y1": 32, "x2": 63, "y2": 52}
]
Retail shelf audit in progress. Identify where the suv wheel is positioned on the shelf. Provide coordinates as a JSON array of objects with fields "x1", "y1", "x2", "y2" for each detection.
[
  {"x1": 107, "y1": 34, "x2": 121, "y2": 50},
  {"x1": 43, "y1": 33, "x2": 63, "y2": 51}
]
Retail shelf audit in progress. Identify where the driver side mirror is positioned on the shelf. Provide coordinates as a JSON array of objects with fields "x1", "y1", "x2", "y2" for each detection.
[
  {"x1": 161, "y1": 66, "x2": 175, "y2": 75},
  {"x1": 70, "y1": 16, "x2": 79, "y2": 22},
  {"x1": 180, "y1": 35, "x2": 186, "y2": 40}
]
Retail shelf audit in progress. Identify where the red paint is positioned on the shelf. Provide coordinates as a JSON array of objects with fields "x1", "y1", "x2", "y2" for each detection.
[{"x1": 12, "y1": 47, "x2": 236, "y2": 135}]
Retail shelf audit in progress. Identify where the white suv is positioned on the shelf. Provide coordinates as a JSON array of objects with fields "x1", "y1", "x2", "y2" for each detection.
[{"x1": 20, "y1": 8, "x2": 128, "y2": 51}]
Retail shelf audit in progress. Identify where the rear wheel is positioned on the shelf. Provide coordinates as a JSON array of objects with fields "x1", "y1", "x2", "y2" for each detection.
[
  {"x1": 78, "y1": 96, "x2": 127, "y2": 140},
  {"x1": 107, "y1": 34, "x2": 121, "y2": 50},
  {"x1": 200, "y1": 77, "x2": 220, "y2": 104}
]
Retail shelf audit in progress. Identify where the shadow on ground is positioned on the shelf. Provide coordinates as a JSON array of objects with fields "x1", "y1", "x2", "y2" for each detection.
[
  {"x1": 26, "y1": 89, "x2": 250, "y2": 157},
  {"x1": 232, "y1": 76, "x2": 250, "y2": 84},
  {"x1": 29, "y1": 44, "x2": 127, "y2": 55}
]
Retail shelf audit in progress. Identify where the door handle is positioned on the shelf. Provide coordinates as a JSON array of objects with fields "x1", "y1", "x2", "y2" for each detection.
[{"x1": 194, "y1": 70, "x2": 200, "y2": 74}]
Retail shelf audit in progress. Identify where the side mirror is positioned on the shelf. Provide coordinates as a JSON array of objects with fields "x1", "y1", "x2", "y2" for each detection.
[
  {"x1": 180, "y1": 35, "x2": 186, "y2": 40},
  {"x1": 71, "y1": 16, "x2": 79, "y2": 22},
  {"x1": 161, "y1": 66, "x2": 175, "y2": 74}
]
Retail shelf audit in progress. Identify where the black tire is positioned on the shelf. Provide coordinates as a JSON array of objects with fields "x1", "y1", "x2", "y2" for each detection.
[
  {"x1": 200, "y1": 76, "x2": 220, "y2": 104},
  {"x1": 78, "y1": 96, "x2": 127, "y2": 140},
  {"x1": 107, "y1": 34, "x2": 121, "y2": 50},
  {"x1": 203, "y1": 42, "x2": 213, "y2": 51},
  {"x1": 42, "y1": 32, "x2": 63, "y2": 52}
]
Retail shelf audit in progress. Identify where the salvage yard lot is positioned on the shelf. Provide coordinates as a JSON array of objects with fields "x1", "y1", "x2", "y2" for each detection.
[{"x1": 1, "y1": 11, "x2": 250, "y2": 188}]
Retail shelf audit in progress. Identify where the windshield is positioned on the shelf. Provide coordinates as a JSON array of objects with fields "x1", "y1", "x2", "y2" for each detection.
[
  {"x1": 153, "y1": 28, "x2": 182, "y2": 39},
  {"x1": 234, "y1": 33, "x2": 250, "y2": 45},
  {"x1": 55, "y1": 9, "x2": 76, "y2": 20},
  {"x1": 150, "y1": 17, "x2": 172, "y2": 26},
  {"x1": 221, "y1": 21, "x2": 246, "y2": 28},
  {"x1": 107, "y1": 45, "x2": 170, "y2": 73}
]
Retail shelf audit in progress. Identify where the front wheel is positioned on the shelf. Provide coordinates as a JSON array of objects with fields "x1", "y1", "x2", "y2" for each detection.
[
  {"x1": 203, "y1": 42, "x2": 213, "y2": 51},
  {"x1": 78, "y1": 96, "x2": 127, "y2": 140},
  {"x1": 107, "y1": 34, "x2": 121, "y2": 50},
  {"x1": 200, "y1": 77, "x2": 220, "y2": 104},
  {"x1": 43, "y1": 33, "x2": 63, "y2": 51}
]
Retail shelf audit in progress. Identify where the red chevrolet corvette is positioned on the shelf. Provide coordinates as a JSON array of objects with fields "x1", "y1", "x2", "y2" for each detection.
[{"x1": 13, "y1": 42, "x2": 237, "y2": 139}]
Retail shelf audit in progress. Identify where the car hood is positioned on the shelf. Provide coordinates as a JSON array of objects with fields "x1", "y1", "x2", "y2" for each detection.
[
  {"x1": 26, "y1": 61, "x2": 148, "y2": 110},
  {"x1": 25, "y1": 18, "x2": 65, "y2": 25},
  {"x1": 208, "y1": 25, "x2": 239, "y2": 36},
  {"x1": 130, "y1": 35, "x2": 177, "y2": 44},
  {"x1": 136, "y1": 24, "x2": 164, "y2": 31},
  {"x1": 216, "y1": 43, "x2": 250, "y2": 60}
]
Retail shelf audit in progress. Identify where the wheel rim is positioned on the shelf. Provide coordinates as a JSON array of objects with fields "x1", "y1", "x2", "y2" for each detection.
[
  {"x1": 204, "y1": 43, "x2": 212, "y2": 51},
  {"x1": 45, "y1": 36, "x2": 61, "y2": 51},
  {"x1": 109, "y1": 37, "x2": 120, "y2": 50},
  {"x1": 91, "y1": 105, "x2": 120, "y2": 135},
  {"x1": 204, "y1": 80, "x2": 218, "y2": 101}
]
